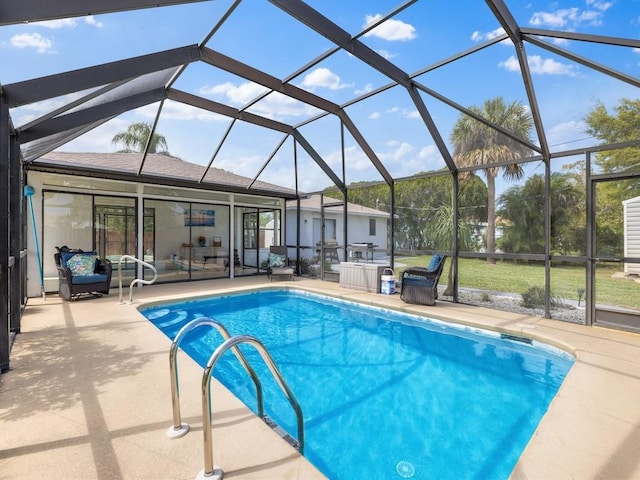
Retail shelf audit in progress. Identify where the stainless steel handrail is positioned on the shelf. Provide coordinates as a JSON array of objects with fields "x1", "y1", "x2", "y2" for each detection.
[
  {"x1": 117, "y1": 254, "x2": 158, "y2": 304},
  {"x1": 199, "y1": 334, "x2": 304, "y2": 479},
  {"x1": 167, "y1": 317, "x2": 264, "y2": 439}
]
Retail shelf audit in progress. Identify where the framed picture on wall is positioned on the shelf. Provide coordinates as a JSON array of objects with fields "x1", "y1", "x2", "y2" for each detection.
[{"x1": 184, "y1": 209, "x2": 215, "y2": 226}]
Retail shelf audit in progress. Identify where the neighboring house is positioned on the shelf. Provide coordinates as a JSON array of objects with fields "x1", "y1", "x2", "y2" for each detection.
[
  {"x1": 623, "y1": 195, "x2": 640, "y2": 275},
  {"x1": 284, "y1": 194, "x2": 390, "y2": 263}
]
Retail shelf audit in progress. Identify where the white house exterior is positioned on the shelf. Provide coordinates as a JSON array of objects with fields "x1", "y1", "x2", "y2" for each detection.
[
  {"x1": 23, "y1": 152, "x2": 390, "y2": 297},
  {"x1": 285, "y1": 194, "x2": 389, "y2": 263},
  {"x1": 623, "y1": 195, "x2": 640, "y2": 275}
]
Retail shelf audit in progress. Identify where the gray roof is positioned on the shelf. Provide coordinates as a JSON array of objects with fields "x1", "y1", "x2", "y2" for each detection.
[
  {"x1": 34, "y1": 151, "x2": 297, "y2": 197},
  {"x1": 288, "y1": 194, "x2": 388, "y2": 218}
]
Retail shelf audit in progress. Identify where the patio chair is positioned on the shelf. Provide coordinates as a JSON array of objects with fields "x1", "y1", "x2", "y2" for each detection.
[
  {"x1": 267, "y1": 245, "x2": 294, "y2": 281},
  {"x1": 54, "y1": 247, "x2": 113, "y2": 300},
  {"x1": 400, "y1": 254, "x2": 447, "y2": 306}
]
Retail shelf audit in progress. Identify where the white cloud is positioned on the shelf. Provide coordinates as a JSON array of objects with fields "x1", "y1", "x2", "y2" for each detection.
[
  {"x1": 529, "y1": 7, "x2": 604, "y2": 28},
  {"x1": 10, "y1": 33, "x2": 53, "y2": 53},
  {"x1": 355, "y1": 83, "x2": 374, "y2": 95},
  {"x1": 376, "y1": 141, "x2": 442, "y2": 176},
  {"x1": 471, "y1": 27, "x2": 505, "y2": 42},
  {"x1": 33, "y1": 18, "x2": 77, "y2": 29},
  {"x1": 200, "y1": 81, "x2": 268, "y2": 104},
  {"x1": 248, "y1": 92, "x2": 321, "y2": 120},
  {"x1": 300, "y1": 68, "x2": 353, "y2": 91},
  {"x1": 499, "y1": 55, "x2": 578, "y2": 76},
  {"x1": 59, "y1": 118, "x2": 130, "y2": 153},
  {"x1": 546, "y1": 120, "x2": 590, "y2": 149},
  {"x1": 33, "y1": 16, "x2": 103, "y2": 28},
  {"x1": 586, "y1": 0, "x2": 614, "y2": 12},
  {"x1": 85, "y1": 16, "x2": 104, "y2": 28},
  {"x1": 376, "y1": 49, "x2": 396, "y2": 60},
  {"x1": 363, "y1": 14, "x2": 417, "y2": 41},
  {"x1": 201, "y1": 81, "x2": 319, "y2": 120},
  {"x1": 369, "y1": 112, "x2": 381, "y2": 120},
  {"x1": 387, "y1": 106, "x2": 420, "y2": 119},
  {"x1": 418, "y1": 145, "x2": 439, "y2": 161},
  {"x1": 138, "y1": 102, "x2": 223, "y2": 122}
]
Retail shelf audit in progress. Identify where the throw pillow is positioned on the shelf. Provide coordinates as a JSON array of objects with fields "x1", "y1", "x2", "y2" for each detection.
[
  {"x1": 268, "y1": 252, "x2": 286, "y2": 268},
  {"x1": 427, "y1": 254, "x2": 442, "y2": 272},
  {"x1": 67, "y1": 253, "x2": 98, "y2": 276}
]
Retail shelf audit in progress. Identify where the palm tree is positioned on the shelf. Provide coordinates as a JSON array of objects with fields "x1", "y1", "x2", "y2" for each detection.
[
  {"x1": 112, "y1": 122, "x2": 169, "y2": 154},
  {"x1": 433, "y1": 203, "x2": 472, "y2": 296},
  {"x1": 450, "y1": 97, "x2": 534, "y2": 264}
]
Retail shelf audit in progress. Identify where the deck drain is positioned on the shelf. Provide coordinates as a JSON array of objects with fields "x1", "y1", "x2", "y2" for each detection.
[{"x1": 396, "y1": 460, "x2": 415, "y2": 478}]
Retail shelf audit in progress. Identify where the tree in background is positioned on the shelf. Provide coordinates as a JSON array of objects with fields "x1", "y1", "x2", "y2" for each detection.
[
  {"x1": 337, "y1": 173, "x2": 486, "y2": 252},
  {"x1": 584, "y1": 98, "x2": 640, "y2": 255},
  {"x1": 433, "y1": 203, "x2": 473, "y2": 295},
  {"x1": 112, "y1": 122, "x2": 169, "y2": 154},
  {"x1": 451, "y1": 97, "x2": 534, "y2": 263},
  {"x1": 497, "y1": 173, "x2": 584, "y2": 256}
]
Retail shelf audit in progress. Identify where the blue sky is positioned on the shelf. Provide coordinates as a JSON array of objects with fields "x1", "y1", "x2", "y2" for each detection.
[{"x1": 2, "y1": 0, "x2": 639, "y2": 193}]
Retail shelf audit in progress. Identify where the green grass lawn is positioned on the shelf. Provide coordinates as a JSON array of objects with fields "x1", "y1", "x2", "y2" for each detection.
[{"x1": 396, "y1": 256, "x2": 640, "y2": 310}]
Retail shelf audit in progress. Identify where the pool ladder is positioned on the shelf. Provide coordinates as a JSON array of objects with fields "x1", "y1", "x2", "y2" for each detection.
[{"x1": 167, "y1": 317, "x2": 304, "y2": 480}]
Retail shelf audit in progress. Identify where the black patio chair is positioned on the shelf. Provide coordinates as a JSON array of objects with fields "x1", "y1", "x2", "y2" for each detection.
[
  {"x1": 400, "y1": 254, "x2": 447, "y2": 306},
  {"x1": 54, "y1": 246, "x2": 113, "y2": 300}
]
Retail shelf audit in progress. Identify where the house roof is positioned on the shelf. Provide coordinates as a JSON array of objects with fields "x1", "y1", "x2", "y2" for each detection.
[
  {"x1": 32, "y1": 151, "x2": 297, "y2": 197},
  {"x1": 288, "y1": 194, "x2": 388, "y2": 218}
]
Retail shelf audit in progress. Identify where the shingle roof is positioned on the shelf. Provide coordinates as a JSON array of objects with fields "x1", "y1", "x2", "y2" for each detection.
[
  {"x1": 289, "y1": 194, "x2": 388, "y2": 217},
  {"x1": 34, "y1": 151, "x2": 296, "y2": 196}
]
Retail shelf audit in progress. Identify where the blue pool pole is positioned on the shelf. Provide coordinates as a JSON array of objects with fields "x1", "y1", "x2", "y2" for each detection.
[{"x1": 24, "y1": 185, "x2": 45, "y2": 300}]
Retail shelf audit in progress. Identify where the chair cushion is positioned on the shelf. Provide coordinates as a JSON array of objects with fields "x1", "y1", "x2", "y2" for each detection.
[
  {"x1": 402, "y1": 275, "x2": 435, "y2": 287},
  {"x1": 65, "y1": 253, "x2": 98, "y2": 276},
  {"x1": 71, "y1": 273, "x2": 108, "y2": 285},
  {"x1": 427, "y1": 254, "x2": 443, "y2": 272},
  {"x1": 268, "y1": 252, "x2": 286, "y2": 268}
]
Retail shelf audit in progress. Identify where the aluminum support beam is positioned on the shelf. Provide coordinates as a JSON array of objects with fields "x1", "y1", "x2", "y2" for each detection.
[
  {"x1": 249, "y1": 134, "x2": 289, "y2": 189},
  {"x1": 268, "y1": 0, "x2": 410, "y2": 88},
  {"x1": 3, "y1": 45, "x2": 200, "y2": 108},
  {"x1": 168, "y1": 88, "x2": 293, "y2": 133},
  {"x1": 200, "y1": 119, "x2": 237, "y2": 183},
  {"x1": 413, "y1": 80, "x2": 542, "y2": 154},
  {"x1": 484, "y1": 0, "x2": 521, "y2": 43},
  {"x1": 486, "y1": 0, "x2": 549, "y2": 156},
  {"x1": 9, "y1": 128, "x2": 23, "y2": 334},
  {"x1": 520, "y1": 27, "x2": 640, "y2": 49},
  {"x1": 0, "y1": 0, "x2": 210, "y2": 26},
  {"x1": 525, "y1": 35, "x2": 640, "y2": 89},
  {"x1": 406, "y1": 84, "x2": 457, "y2": 173},
  {"x1": 291, "y1": 130, "x2": 345, "y2": 192},
  {"x1": 338, "y1": 113, "x2": 393, "y2": 186},
  {"x1": 200, "y1": 48, "x2": 341, "y2": 115},
  {"x1": 0, "y1": 93, "x2": 10, "y2": 372},
  {"x1": 18, "y1": 88, "x2": 168, "y2": 143}
]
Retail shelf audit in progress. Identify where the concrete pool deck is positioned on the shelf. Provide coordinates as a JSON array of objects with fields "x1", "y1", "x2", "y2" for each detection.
[{"x1": 1, "y1": 277, "x2": 640, "y2": 479}]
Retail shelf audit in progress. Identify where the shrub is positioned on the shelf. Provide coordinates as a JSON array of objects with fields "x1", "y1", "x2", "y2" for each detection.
[{"x1": 520, "y1": 286, "x2": 564, "y2": 309}]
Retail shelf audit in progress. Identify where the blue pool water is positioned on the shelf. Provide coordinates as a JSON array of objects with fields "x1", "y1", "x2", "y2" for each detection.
[{"x1": 141, "y1": 289, "x2": 573, "y2": 480}]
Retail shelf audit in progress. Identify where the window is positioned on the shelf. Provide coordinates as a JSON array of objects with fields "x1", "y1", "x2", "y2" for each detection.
[{"x1": 369, "y1": 218, "x2": 376, "y2": 236}]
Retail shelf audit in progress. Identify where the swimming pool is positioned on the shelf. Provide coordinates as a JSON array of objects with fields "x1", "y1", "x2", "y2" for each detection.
[{"x1": 141, "y1": 289, "x2": 574, "y2": 480}]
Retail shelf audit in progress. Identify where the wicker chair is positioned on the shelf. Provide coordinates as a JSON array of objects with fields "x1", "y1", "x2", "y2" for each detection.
[
  {"x1": 400, "y1": 254, "x2": 447, "y2": 306},
  {"x1": 54, "y1": 247, "x2": 112, "y2": 300},
  {"x1": 267, "y1": 245, "x2": 294, "y2": 281}
]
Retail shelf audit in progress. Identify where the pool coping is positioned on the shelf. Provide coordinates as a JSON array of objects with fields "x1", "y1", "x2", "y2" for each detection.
[{"x1": 2, "y1": 277, "x2": 640, "y2": 479}]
